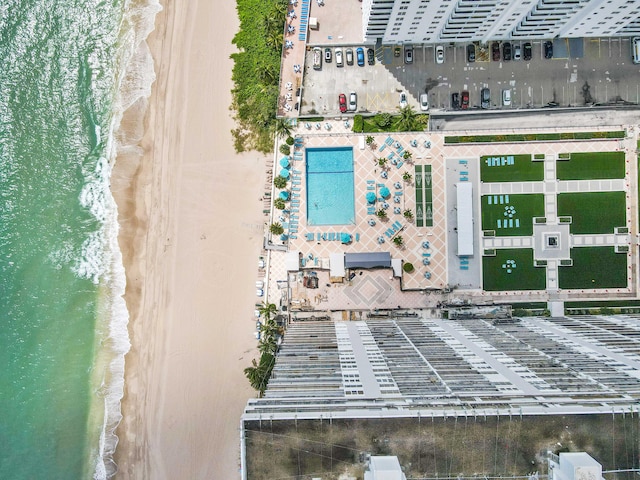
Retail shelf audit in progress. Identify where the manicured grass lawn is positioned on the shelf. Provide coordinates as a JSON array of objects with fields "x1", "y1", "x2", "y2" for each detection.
[
  {"x1": 556, "y1": 151, "x2": 625, "y2": 180},
  {"x1": 483, "y1": 249, "x2": 546, "y2": 291},
  {"x1": 556, "y1": 192, "x2": 626, "y2": 234},
  {"x1": 480, "y1": 154, "x2": 543, "y2": 182},
  {"x1": 481, "y1": 194, "x2": 545, "y2": 236},
  {"x1": 558, "y1": 247, "x2": 627, "y2": 289}
]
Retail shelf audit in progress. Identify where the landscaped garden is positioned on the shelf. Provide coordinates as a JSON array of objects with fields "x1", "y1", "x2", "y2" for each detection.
[
  {"x1": 558, "y1": 247, "x2": 627, "y2": 289},
  {"x1": 480, "y1": 154, "x2": 544, "y2": 182},
  {"x1": 556, "y1": 151, "x2": 625, "y2": 180},
  {"x1": 556, "y1": 191, "x2": 626, "y2": 234},
  {"x1": 483, "y1": 248, "x2": 546, "y2": 291},
  {"x1": 481, "y1": 194, "x2": 545, "y2": 236},
  {"x1": 444, "y1": 130, "x2": 625, "y2": 144}
]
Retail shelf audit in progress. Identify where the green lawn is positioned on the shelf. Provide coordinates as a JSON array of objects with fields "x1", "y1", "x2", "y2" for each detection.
[
  {"x1": 556, "y1": 151, "x2": 625, "y2": 180},
  {"x1": 483, "y1": 249, "x2": 546, "y2": 291},
  {"x1": 558, "y1": 247, "x2": 628, "y2": 289},
  {"x1": 480, "y1": 154, "x2": 544, "y2": 182},
  {"x1": 556, "y1": 192, "x2": 626, "y2": 234},
  {"x1": 481, "y1": 194, "x2": 545, "y2": 236}
]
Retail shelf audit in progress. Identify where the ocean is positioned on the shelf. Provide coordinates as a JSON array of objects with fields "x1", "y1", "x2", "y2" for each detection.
[{"x1": 0, "y1": 0, "x2": 159, "y2": 478}]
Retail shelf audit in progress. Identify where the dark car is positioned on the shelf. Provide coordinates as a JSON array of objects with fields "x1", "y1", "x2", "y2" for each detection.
[
  {"x1": 544, "y1": 40, "x2": 553, "y2": 59},
  {"x1": 466, "y1": 44, "x2": 475, "y2": 63},
  {"x1": 502, "y1": 42, "x2": 512, "y2": 61},
  {"x1": 356, "y1": 47, "x2": 365, "y2": 66},
  {"x1": 481, "y1": 87, "x2": 490, "y2": 109},
  {"x1": 339, "y1": 93, "x2": 347, "y2": 113},
  {"x1": 523, "y1": 42, "x2": 532, "y2": 61},
  {"x1": 491, "y1": 42, "x2": 500, "y2": 61},
  {"x1": 324, "y1": 47, "x2": 332, "y2": 63},
  {"x1": 461, "y1": 91, "x2": 469, "y2": 109},
  {"x1": 367, "y1": 48, "x2": 375, "y2": 65},
  {"x1": 451, "y1": 92, "x2": 460, "y2": 109}
]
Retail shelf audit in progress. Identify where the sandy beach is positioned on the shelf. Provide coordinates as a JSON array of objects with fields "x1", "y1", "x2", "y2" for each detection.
[{"x1": 111, "y1": 0, "x2": 265, "y2": 477}]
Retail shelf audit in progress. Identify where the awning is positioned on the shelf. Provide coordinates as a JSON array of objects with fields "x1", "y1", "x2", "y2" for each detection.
[
  {"x1": 285, "y1": 251, "x2": 300, "y2": 271},
  {"x1": 345, "y1": 252, "x2": 391, "y2": 269},
  {"x1": 329, "y1": 253, "x2": 345, "y2": 277},
  {"x1": 391, "y1": 258, "x2": 402, "y2": 277},
  {"x1": 456, "y1": 182, "x2": 474, "y2": 256}
]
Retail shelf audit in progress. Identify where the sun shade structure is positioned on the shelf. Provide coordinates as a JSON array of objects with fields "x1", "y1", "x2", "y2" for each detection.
[
  {"x1": 344, "y1": 252, "x2": 391, "y2": 269},
  {"x1": 279, "y1": 190, "x2": 290, "y2": 200},
  {"x1": 366, "y1": 192, "x2": 376, "y2": 204},
  {"x1": 379, "y1": 187, "x2": 390, "y2": 198},
  {"x1": 280, "y1": 168, "x2": 290, "y2": 178},
  {"x1": 279, "y1": 157, "x2": 290, "y2": 168}
]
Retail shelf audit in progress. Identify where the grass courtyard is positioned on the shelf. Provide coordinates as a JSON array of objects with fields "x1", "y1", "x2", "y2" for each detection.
[
  {"x1": 558, "y1": 247, "x2": 628, "y2": 289},
  {"x1": 481, "y1": 194, "x2": 544, "y2": 236},
  {"x1": 480, "y1": 154, "x2": 543, "y2": 182},
  {"x1": 556, "y1": 192, "x2": 626, "y2": 234},
  {"x1": 556, "y1": 151, "x2": 625, "y2": 180},
  {"x1": 483, "y1": 249, "x2": 546, "y2": 291}
]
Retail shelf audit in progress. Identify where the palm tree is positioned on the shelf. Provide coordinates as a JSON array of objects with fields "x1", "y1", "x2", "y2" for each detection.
[
  {"x1": 273, "y1": 175, "x2": 287, "y2": 189},
  {"x1": 270, "y1": 222, "x2": 284, "y2": 235},
  {"x1": 402, "y1": 172, "x2": 412, "y2": 183},
  {"x1": 259, "y1": 302, "x2": 277, "y2": 319},
  {"x1": 366, "y1": 135, "x2": 375, "y2": 149},
  {"x1": 403, "y1": 150, "x2": 413, "y2": 160},
  {"x1": 396, "y1": 105, "x2": 418, "y2": 132},
  {"x1": 376, "y1": 209, "x2": 387, "y2": 219},
  {"x1": 378, "y1": 157, "x2": 387, "y2": 168},
  {"x1": 274, "y1": 198, "x2": 286, "y2": 210},
  {"x1": 273, "y1": 117, "x2": 292, "y2": 140},
  {"x1": 393, "y1": 235, "x2": 404, "y2": 247}
]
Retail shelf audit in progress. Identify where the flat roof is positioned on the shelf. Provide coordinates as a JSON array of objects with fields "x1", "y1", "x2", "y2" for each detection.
[{"x1": 456, "y1": 182, "x2": 473, "y2": 256}]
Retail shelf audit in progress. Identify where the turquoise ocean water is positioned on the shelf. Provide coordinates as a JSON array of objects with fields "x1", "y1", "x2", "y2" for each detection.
[{"x1": 0, "y1": 0, "x2": 159, "y2": 478}]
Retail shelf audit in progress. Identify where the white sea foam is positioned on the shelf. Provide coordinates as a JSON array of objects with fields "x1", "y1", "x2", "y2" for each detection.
[{"x1": 82, "y1": 0, "x2": 163, "y2": 478}]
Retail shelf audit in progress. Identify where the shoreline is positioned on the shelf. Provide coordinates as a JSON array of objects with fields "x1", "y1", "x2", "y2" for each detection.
[{"x1": 111, "y1": 0, "x2": 265, "y2": 477}]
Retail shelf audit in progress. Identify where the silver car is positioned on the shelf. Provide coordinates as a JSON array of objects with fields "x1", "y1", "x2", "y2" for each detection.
[{"x1": 348, "y1": 91, "x2": 357, "y2": 111}]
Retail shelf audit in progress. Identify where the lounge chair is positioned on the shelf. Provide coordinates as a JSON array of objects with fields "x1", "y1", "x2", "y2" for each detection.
[{"x1": 306, "y1": 233, "x2": 314, "y2": 241}]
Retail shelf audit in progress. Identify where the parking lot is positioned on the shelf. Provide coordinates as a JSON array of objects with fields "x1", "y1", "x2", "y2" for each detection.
[{"x1": 300, "y1": 37, "x2": 640, "y2": 116}]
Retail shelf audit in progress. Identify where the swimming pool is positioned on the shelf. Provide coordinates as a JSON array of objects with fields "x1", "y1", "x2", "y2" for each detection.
[{"x1": 306, "y1": 147, "x2": 355, "y2": 225}]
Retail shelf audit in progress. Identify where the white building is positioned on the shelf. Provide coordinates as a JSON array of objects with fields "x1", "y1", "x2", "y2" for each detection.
[
  {"x1": 362, "y1": 0, "x2": 640, "y2": 44},
  {"x1": 365, "y1": 456, "x2": 407, "y2": 480}
]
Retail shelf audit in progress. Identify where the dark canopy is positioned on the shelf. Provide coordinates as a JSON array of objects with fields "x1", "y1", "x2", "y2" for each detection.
[{"x1": 344, "y1": 252, "x2": 391, "y2": 269}]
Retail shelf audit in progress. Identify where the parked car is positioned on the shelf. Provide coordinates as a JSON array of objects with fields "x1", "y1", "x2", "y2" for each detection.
[
  {"x1": 523, "y1": 42, "x2": 532, "y2": 61},
  {"x1": 503, "y1": 42, "x2": 512, "y2": 61},
  {"x1": 451, "y1": 92, "x2": 460, "y2": 109},
  {"x1": 339, "y1": 93, "x2": 347, "y2": 113},
  {"x1": 367, "y1": 48, "x2": 375, "y2": 65},
  {"x1": 481, "y1": 87, "x2": 490, "y2": 109},
  {"x1": 356, "y1": 47, "x2": 365, "y2": 66},
  {"x1": 544, "y1": 40, "x2": 553, "y2": 59},
  {"x1": 399, "y1": 92, "x2": 408, "y2": 108},
  {"x1": 348, "y1": 91, "x2": 357, "y2": 111},
  {"x1": 312, "y1": 46, "x2": 322, "y2": 70},
  {"x1": 466, "y1": 44, "x2": 475, "y2": 63},
  {"x1": 491, "y1": 42, "x2": 501, "y2": 61},
  {"x1": 346, "y1": 48, "x2": 354, "y2": 65},
  {"x1": 335, "y1": 47, "x2": 343, "y2": 67},
  {"x1": 435, "y1": 45, "x2": 445, "y2": 64},
  {"x1": 256, "y1": 288, "x2": 264, "y2": 297},
  {"x1": 513, "y1": 44, "x2": 521, "y2": 60},
  {"x1": 461, "y1": 91, "x2": 469, "y2": 109},
  {"x1": 404, "y1": 45, "x2": 413, "y2": 64},
  {"x1": 502, "y1": 89, "x2": 511, "y2": 106},
  {"x1": 324, "y1": 47, "x2": 332, "y2": 63},
  {"x1": 420, "y1": 93, "x2": 429, "y2": 111}
]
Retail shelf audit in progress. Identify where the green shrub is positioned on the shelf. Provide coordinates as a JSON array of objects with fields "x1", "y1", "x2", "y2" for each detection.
[
  {"x1": 403, "y1": 262, "x2": 414, "y2": 273},
  {"x1": 353, "y1": 115, "x2": 364, "y2": 132},
  {"x1": 279, "y1": 144, "x2": 291, "y2": 155},
  {"x1": 285, "y1": 136, "x2": 294, "y2": 145}
]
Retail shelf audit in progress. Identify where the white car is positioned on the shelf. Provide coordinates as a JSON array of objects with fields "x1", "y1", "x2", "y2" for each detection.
[
  {"x1": 399, "y1": 92, "x2": 407, "y2": 108},
  {"x1": 348, "y1": 91, "x2": 357, "y2": 111},
  {"x1": 419, "y1": 93, "x2": 429, "y2": 111},
  {"x1": 435, "y1": 45, "x2": 445, "y2": 64},
  {"x1": 502, "y1": 89, "x2": 511, "y2": 106},
  {"x1": 335, "y1": 47, "x2": 343, "y2": 67},
  {"x1": 256, "y1": 288, "x2": 264, "y2": 297}
]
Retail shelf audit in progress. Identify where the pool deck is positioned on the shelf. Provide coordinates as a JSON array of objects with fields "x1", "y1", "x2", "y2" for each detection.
[{"x1": 261, "y1": 121, "x2": 640, "y2": 313}]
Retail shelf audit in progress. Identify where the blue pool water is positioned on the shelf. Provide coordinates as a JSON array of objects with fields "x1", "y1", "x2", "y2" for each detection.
[{"x1": 306, "y1": 147, "x2": 355, "y2": 225}]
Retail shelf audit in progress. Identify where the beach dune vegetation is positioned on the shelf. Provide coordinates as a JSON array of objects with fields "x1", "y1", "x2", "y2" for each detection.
[{"x1": 232, "y1": 0, "x2": 289, "y2": 153}]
